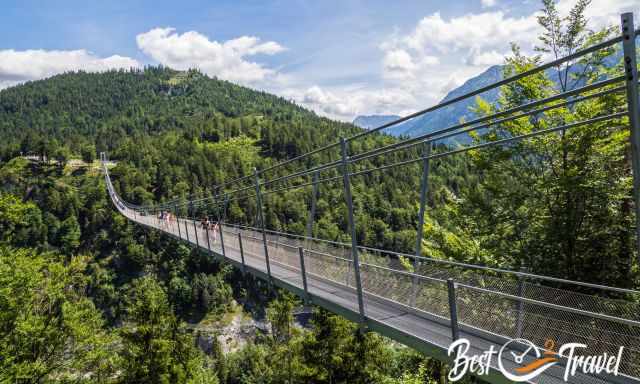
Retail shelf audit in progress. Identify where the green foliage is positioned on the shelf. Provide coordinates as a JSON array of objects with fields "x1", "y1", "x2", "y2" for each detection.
[
  {"x1": 462, "y1": 5, "x2": 637, "y2": 284},
  {"x1": 119, "y1": 275, "x2": 217, "y2": 384},
  {"x1": 191, "y1": 271, "x2": 233, "y2": 314},
  {"x1": 54, "y1": 146, "x2": 71, "y2": 167},
  {"x1": 0, "y1": 247, "x2": 118, "y2": 383},
  {"x1": 382, "y1": 364, "x2": 436, "y2": 384},
  {"x1": 297, "y1": 309, "x2": 394, "y2": 383},
  {"x1": 81, "y1": 143, "x2": 97, "y2": 164},
  {"x1": 59, "y1": 214, "x2": 81, "y2": 254},
  {"x1": 0, "y1": 193, "x2": 44, "y2": 247}
]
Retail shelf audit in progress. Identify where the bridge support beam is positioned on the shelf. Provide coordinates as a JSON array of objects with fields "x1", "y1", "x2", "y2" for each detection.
[
  {"x1": 305, "y1": 171, "x2": 320, "y2": 239},
  {"x1": 622, "y1": 13, "x2": 640, "y2": 265},
  {"x1": 176, "y1": 204, "x2": 181, "y2": 239},
  {"x1": 205, "y1": 217, "x2": 212, "y2": 252},
  {"x1": 515, "y1": 269, "x2": 526, "y2": 338},
  {"x1": 219, "y1": 195, "x2": 229, "y2": 258},
  {"x1": 238, "y1": 232, "x2": 246, "y2": 274},
  {"x1": 340, "y1": 137, "x2": 366, "y2": 325},
  {"x1": 193, "y1": 220, "x2": 199, "y2": 248},
  {"x1": 254, "y1": 169, "x2": 272, "y2": 283},
  {"x1": 447, "y1": 278, "x2": 459, "y2": 342},
  {"x1": 298, "y1": 247, "x2": 310, "y2": 304},
  {"x1": 411, "y1": 142, "x2": 432, "y2": 307}
]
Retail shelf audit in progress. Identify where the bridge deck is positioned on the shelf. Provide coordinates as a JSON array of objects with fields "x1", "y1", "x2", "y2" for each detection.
[{"x1": 118, "y1": 204, "x2": 637, "y2": 384}]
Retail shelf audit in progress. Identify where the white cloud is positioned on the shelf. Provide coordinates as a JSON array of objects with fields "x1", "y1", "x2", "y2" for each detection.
[
  {"x1": 398, "y1": 11, "x2": 540, "y2": 60},
  {"x1": 301, "y1": 86, "x2": 358, "y2": 117},
  {"x1": 557, "y1": 0, "x2": 639, "y2": 31},
  {"x1": 281, "y1": 84, "x2": 418, "y2": 121},
  {"x1": 136, "y1": 27, "x2": 286, "y2": 86},
  {"x1": 359, "y1": 10, "x2": 542, "y2": 121},
  {"x1": 0, "y1": 49, "x2": 140, "y2": 89},
  {"x1": 383, "y1": 49, "x2": 417, "y2": 73},
  {"x1": 330, "y1": 3, "x2": 635, "y2": 122},
  {"x1": 481, "y1": 0, "x2": 497, "y2": 8},
  {"x1": 470, "y1": 50, "x2": 507, "y2": 66}
]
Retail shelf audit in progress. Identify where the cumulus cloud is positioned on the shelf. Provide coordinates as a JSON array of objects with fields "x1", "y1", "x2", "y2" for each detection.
[
  {"x1": 340, "y1": 1, "x2": 633, "y2": 122},
  {"x1": 281, "y1": 84, "x2": 420, "y2": 121},
  {"x1": 136, "y1": 27, "x2": 286, "y2": 85},
  {"x1": 481, "y1": 0, "x2": 497, "y2": 8},
  {"x1": 398, "y1": 11, "x2": 540, "y2": 63},
  {"x1": 470, "y1": 50, "x2": 508, "y2": 66},
  {"x1": 360, "y1": 10, "x2": 540, "y2": 120},
  {"x1": 383, "y1": 49, "x2": 418, "y2": 72},
  {"x1": 301, "y1": 86, "x2": 358, "y2": 117},
  {"x1": 557, "y1": 0, "x2": 639, "y2": 31},
  {"x1": 0, "y1": 49, "x2": 140, "y2": 89}
]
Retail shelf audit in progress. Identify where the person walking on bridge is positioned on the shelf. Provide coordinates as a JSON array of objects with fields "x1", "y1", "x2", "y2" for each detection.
[
  {"x1": 211, "y1": 221, "x2": 219, "y2": 243},
  {"x1": 157, "y1": 211, "x2": 164, "y2": 227},
  {"x1": 168, "y1": 212, "x2": 176, "y2": 232},
  {"x1": 201, "y1": 216, "x2": 210, "y2": 243},
  {"x1": 200, "y1": 216, "x2": 209, "y2": 230}
]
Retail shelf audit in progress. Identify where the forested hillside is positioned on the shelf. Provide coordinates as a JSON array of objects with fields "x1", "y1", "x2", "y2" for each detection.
[{"x1": 0, "y1": 67, "x2": 460, "y2": 383}]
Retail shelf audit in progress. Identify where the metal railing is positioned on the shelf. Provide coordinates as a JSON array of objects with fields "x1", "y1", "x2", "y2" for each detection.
[{"x1": 104, "y1": 191, "x2": 640, "y2": 380}]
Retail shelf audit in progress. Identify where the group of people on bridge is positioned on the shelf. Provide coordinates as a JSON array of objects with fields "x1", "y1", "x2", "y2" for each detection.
[
  {"x1": 200, "y1": 216, "x2": 220, "y2": 243},
  {"x1": 156, "y1": 211, "x2": 221, "y2": 243},
  {"x1": 157, "y1": 210, "x2": 176, "y2": 229}
]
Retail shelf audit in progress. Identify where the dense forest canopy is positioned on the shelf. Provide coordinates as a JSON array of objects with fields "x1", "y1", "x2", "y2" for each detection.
[{"x1": 0, "y1": 0, "x2": 638, "y2": 382}]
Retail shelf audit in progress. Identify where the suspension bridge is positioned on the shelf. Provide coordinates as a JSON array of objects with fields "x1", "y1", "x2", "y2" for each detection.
[{"x1": 103, "y1": 14, "x2": 640, "y2": 384}]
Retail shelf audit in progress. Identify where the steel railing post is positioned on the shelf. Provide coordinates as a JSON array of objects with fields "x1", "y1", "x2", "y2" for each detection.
[
  {"x1": 219, "y1": 195, "x2": 229, "y2": 258},
  {"x1": 254, "y1": 168, "x2": 272, "y2": 282},
  {"x1": 176, "y1": 204, "x2": 181, "y2": 239},
  {"x1": 184, "y1": 218, "x2": 190, "y2": 242},
  {"x1": 305, "y1": 171, "x2": 320, "y2": 238},
  {"x1": 193, "y1": 220, "x2": 200, "y2": 248},
  {"x1": 222, "y1": 194, "x2": 230, "y2": 222},
  {"x1": 447, "y1": 278, "x2": 460, "y2": 341},
  {"x1": 622, "y1": 13, "x2": 640, "y2": 264},
  {"x1": 219, "y1": 223, "x2": 226, "y2": 258},
  {"x1": 205, "y1": 218, "x2": 212, "y2": 252},
  {"x1": 340, "y1": 137, "x2": 366, "y2": 325},
  {"x1": 239, "y1": 232, "x2": 246, "y2": 274},
  {"x1": 298, "y1": 247, "x2": 310, "y2": 304},
  {"x1": 516, "y1": 267, "x2": 526, "y2": 338},
  {"x1": 411, "y1": 142, "x2": 432, "y2": 307}
]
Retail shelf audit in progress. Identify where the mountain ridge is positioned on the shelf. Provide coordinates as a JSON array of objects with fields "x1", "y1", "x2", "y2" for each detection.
[
  {"x1": 354, "y1": 65, "x2": 504, "y2": 143},
  {"x1": 352, "y1": 114, "x2": 401, "y2": 130}
]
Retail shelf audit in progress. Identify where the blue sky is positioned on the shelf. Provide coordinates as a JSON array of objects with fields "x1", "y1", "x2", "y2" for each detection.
[{"x1": 0, "y1": 0, "x2": 637, "y2": 121}]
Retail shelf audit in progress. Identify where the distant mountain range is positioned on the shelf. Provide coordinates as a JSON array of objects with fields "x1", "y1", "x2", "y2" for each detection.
[
  {"x1": 353, "y1": 65, "x2": 503, "y2": 144},
  {"x1": 352, "y1": 115, "x2": 401, "y2": 130},
  {"x1": 352, "y1": 51, "x2": 620, "y2": 144}
]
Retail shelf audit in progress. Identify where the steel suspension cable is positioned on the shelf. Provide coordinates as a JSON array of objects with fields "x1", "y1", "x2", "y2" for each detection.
[
  {"x1": 350, "y1": 82, "x2": 627, "y2": 165},
  {"x1": 349, "y1": 76, "x2": 625, "y2": 164},
  {"x1": 349, "y1": 111, "x2": 627, "y2": 178},
  {"x1": 347, "y1": 34, "x2": 623, "y2": 140}
]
